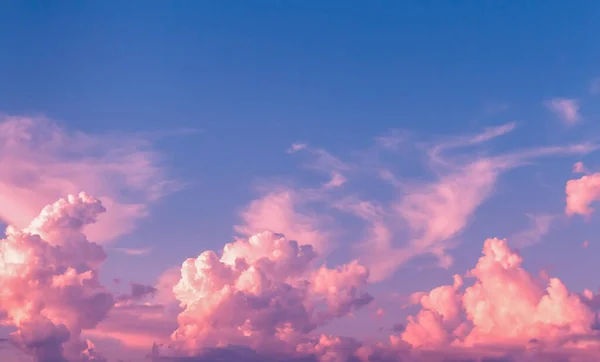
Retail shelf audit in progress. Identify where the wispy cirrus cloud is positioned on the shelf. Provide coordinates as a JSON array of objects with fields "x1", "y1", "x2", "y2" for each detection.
[
  {"x1": 243, "y1": 122, "x2": 598, "y2": 282},
  {"x1": 111, "y1": 247, "x2": 153, "y2": 256},
  {"x1": 509, "y1": 213, "x2": 558, "y2": 248},
  {"x1": 0, "y1": 115, "x2": 181, "y2": 243},
  {"x1": 235, "y1": 188, "x2": 333, "y2": 253},
  {"x1": 352, "y1": 123, "x2": 595, "y2": 280},
  {"x1": 544, "y1": 98, "x2": 581, "y2": 125}
]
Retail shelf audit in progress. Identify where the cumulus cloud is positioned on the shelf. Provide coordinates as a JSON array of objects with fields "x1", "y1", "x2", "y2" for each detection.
[
  {"x1": 160, "y1": 231, "x2": 372, "y2": 358},
  {"x1": 545, "y1": 98, "x2": 581, "y2": 125},
  {"x1": 152, "y1": 233, "x2": 600, "y2": 362},
  {"x1": 400, "y1": 238, "x2": 595, "y2": 350},
  {"x1": 0, "y1": 193, "x2": 114, "y2": 362},
  {"x1": 565, "y1": 173, "x2": 600, "y2": 216},
  {"x1": 0, "y1": 116, "x2": 178, "y2": 243}
]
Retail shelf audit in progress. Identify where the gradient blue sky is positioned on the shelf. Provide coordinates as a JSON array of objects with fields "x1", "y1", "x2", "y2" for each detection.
[{"x1": 2, "y1": 1, "x2": 600, "y2": 360}]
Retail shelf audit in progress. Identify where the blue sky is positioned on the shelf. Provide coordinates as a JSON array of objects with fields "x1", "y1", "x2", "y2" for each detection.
[{"x1": 2, "y1": 2, "x2": 600, "y2": 361}]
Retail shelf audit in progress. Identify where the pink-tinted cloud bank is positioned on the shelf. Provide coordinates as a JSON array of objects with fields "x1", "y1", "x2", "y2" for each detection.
[
  {"x1": 150, "y1": 237, "x2": 600, "y2": 362},
  {"x1": 4, "y1": 121, "x2": 600, "y2": 362}
]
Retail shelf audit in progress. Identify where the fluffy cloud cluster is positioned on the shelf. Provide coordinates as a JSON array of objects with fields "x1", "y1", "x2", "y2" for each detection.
[
  {"x1": 400, "y1": 238, "x2": 596, "y2": 351},
  {"x1": 566, "y1": 172, "x2": 600, "y2": 217},
  {"x1": 154, "y1": 236, "x2": 600, "y2": 361},
  {"x1": 0, "y1": 193, "x2": 113, "y2": 362},
  {"x1": 2, "y1": 118, "x2": 599, "y2": 362},
  {"x1": 162, "y1": 231, "x2": 372, "y2": 358}
]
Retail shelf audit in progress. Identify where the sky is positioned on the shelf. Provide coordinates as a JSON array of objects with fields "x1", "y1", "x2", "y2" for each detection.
[{"x1": 1, "y1": 1, "x2": 600, "y2": 361}]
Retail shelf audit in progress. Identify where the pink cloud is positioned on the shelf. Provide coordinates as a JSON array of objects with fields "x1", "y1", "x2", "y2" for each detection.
[
  {"x1": 400, "y1": 238, "x2": 594, "y2": 349},
  {"x1": 247, "y1": 123, "x2": 599, "y2": 283},
  {"x1": 165, "y1": 231, "x2": 371, "y2": 356},
  {"x1": 0, "y1": 193, "x2": 114, "y2": 362},
  {"x1": 0, "y1": 116, "x2": 178, "y2": 243},
  {"x1": 565, "y1": 173, "x2": 600, "y2": 216},
  {"x1": 360, "y1": 123, "x2": 594, "y2": 281},
  {"x1": 141, "y1": 123, "x2": 600, "y2": 362},
  {"x1": 573, "y1": 161, "x2": 588, "y2": 174},
  {"x1": 545, "y1": 98, "x2": 581, "y2": 125},
  {"x1": 235, "y1": 189, "x2": 332, "y2": 252}
]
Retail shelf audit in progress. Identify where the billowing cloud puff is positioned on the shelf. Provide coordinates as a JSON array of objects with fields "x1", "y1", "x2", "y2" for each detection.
[
  {"x1": 0, "y1": 193, "x2": 113, "y2": 362},
  {"x1": 400, "y1": 238, "x2": 595, "y2": 350},
  {"x1": 165, "y1": 231, "x2": 372, "y2": 358},
  {"x1": 565, "y1": 173, "x2": 600, "y2": 216},
  {"x1": 0, "y1": 116, "x2": 178, "y2": 243}
]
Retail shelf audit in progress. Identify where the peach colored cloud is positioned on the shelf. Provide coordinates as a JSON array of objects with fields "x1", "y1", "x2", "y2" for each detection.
[
  {"x1": 566, "y1": 173, "x2": 600, "y2": 217},
  {"x1": 400, "y1": 238, "x2": 594, "y2": 349},
  {"x1": 0, "y1": 116, "x2": 177, "y2": 243}
]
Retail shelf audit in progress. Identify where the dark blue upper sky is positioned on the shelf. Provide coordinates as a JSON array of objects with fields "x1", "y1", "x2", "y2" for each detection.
[{"x1": 2, "y1": 0, "x2": 598, "y2": 135}]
